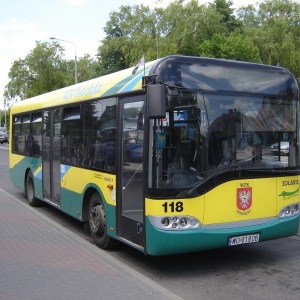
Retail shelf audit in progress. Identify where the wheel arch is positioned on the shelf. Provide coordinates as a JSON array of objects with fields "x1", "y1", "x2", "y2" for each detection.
[{"x1": 82, "y1": 185, "x2": 105, "y2": 223}]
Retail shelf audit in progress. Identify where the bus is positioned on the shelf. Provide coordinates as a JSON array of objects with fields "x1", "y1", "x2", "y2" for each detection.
[{"x1": 9, "y1": 55, "x2": 300, "y2": 256}]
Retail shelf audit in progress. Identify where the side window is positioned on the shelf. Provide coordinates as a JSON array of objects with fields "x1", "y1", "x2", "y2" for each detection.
[
  {"x1": 22, "y1": 115, "x2": 31, "y2": 156},
  {"x1": 61, "y1": 106, "x2": 81, "y2": 166},
  {"x1": 12, "y1": 114, "x2": 30, "y2": 155},
  {"x1": 30, "y1": 112, "x2": 42, "y2": 158},
  {"x1": 123, "y1": 101, "x2": 144, "y2": 163},
  {"x1": 12, "y1": 116, "x2": 21, "y2": 153},
  {"x1": 83, "y1": 98, "x2": 117, "y2": 171}
]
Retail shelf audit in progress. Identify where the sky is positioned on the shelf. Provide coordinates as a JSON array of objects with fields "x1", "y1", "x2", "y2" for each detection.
[{"x1": 0, "y1": 0, "x2": 259, "y2": 110}]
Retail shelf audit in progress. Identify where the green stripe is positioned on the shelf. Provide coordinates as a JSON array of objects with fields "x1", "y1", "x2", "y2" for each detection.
[
  {"x1": 102, "y1": 69, "x2": 144, "y2": 96},
  {"x1": 145, "y1": 216, "x2": 300, "y2": 256}
]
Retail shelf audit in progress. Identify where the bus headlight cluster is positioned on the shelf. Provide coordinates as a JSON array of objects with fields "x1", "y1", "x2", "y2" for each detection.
[
  {"x1": 279, "y1": 203, "x2": 299, "y2": 218},
  {"x1": 149, "y1": 215, "x2": 201, "y2": 230}
]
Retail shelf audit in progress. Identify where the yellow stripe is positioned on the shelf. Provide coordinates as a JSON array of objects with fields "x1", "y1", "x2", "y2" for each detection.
[{"x1": 61, "y1": 167, "x2": 116, "y2": 206}]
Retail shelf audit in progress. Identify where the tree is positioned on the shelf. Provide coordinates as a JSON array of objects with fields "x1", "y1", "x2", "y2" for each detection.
[
  {"x1": 96, "y1": 37, "x2": 130, "y2": 75},
  {"x1": 159, "y1": 0, "x2": 226, "y2": 56},
  {"x1": 4, "y1": 41, "x2": 100, "y2": 106},
  {"x1": 97, "y1": 4, "x2": 162, "y2": 74},
  {"x1": 209, "y1": 0, "x2": 242, "y2": 33},
  {"x1": 97, "y1": 1, "x2": 226, "y2": 66},
  {"x1": 77, "y1": 54, "x2": 99, "y2": 82},
  {"x1": 4, "y1": 41, "x2": 69, "y2": 106},
  {"x1": 238, "y1": 0, "x2": 300, "y2": 80},
  {"x1": 198, "y1": 31, "x2": 261, "y2": 62},
  {"x1": 0, "y1": 109, "x2": 10, "y2": 131},
  {"x1": 97, "y1": 0, "x2": 245, "y2": 67}
]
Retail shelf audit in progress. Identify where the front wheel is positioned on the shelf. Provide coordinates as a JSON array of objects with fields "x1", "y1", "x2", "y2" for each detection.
[
  {"x1": 26, "y1": 171, "x2": 39, "y2": 207},
  {"x1": 89, "y1": 192, "x2": 117, "y2": 249}
]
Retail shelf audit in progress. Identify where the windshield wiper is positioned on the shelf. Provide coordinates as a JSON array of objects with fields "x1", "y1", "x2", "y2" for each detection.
[
  {"x1": 175, "y1": 164, "x2": 233, "y2": 198},
  {"x1": 175, "y1": 160, "x2": 265, "y2": 198},
  {"x1": 160, "y1": 80, "x2": 185, "y2": 89}
]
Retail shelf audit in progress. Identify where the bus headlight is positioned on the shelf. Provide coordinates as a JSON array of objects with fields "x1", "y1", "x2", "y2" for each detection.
[
  {"x1": 161, "y1": 218, "x2": 170, "y2": 227},
  {"x1": 285, "y1": 206, "x2": 291, "y2": 215},
  {"x1": 151, "y1": 215, "x2": 201, "y2": 230},
  {"x1": 179, "y1": 218, "x2": 188, "y2": 227},
  {"x1": 279, "y1": 203, "x2": 300, "y2": 218}
]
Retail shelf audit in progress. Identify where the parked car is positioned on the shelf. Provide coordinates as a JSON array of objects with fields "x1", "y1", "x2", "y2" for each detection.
[
  {"x1": 270, "y1": 141, "x2": 289, "y2": 155},
  {"x1": 0, "y1": 131, "x2": 8, "y2": 144}
]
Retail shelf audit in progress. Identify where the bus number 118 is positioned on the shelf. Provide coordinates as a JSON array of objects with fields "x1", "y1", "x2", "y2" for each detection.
[{"x1": 162, "y1": 201, "x2": 184, "y2": 213}]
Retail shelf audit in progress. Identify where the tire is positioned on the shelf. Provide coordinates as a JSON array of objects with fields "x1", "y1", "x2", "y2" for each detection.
[
  {"x1": 89, "y1": 192, "x2": 117, "y2": 249},
  {"x1": 26, "y1": 171, "x2": 39, "y2": 207}
]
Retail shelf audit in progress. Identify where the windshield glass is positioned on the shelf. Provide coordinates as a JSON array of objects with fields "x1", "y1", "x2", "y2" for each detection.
[
  {"x1": 148, "y1": 90, "x2": 298, "y2": 198},
  {"x1": 156, "y1": 57, "x2": 297, "y2": 97}
]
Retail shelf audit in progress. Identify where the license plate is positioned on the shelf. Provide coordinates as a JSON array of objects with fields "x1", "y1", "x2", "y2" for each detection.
[{"x1": 228, "y1": 234, "x2": 260, "y2": 246}]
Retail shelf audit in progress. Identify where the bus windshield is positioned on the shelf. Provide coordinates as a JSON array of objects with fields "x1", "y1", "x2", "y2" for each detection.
[{"x1": 148, "y1": 59, "x2": 299, "y2": 198}]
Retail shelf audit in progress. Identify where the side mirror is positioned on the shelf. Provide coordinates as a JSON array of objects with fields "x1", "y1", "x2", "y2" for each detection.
[{"x1": 147, "y1": 84, "x2": 166, "y2": 118}]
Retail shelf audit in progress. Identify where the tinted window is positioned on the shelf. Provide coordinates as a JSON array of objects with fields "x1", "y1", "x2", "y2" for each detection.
[
  {"x1": 156, "y1": 57, "x2": 297, "y2": 96},
  {"x1": 12, "y1": 114, "x2": 30, "y2": 155},
  {"x1": 82, "y1": 98, "x2": 117, "y2": 171},
  {"x1": 61, "y1": 107, "x2": 81, "y2": 165}
]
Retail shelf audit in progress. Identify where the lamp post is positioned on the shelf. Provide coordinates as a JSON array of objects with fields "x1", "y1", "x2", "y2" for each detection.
[{"x1": 50, "y1": 37, "x2": 78, "y2": 84}]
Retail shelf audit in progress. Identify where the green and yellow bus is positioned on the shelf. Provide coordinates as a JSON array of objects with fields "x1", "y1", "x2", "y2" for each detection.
[{"x1": 10, "y1": 55, "x2": 300, "y2": 255}]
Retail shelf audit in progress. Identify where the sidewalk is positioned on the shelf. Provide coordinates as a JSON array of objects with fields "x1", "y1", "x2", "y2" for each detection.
[{"x1": 0, "y1": 188, "x2": 183, "y2": 300}]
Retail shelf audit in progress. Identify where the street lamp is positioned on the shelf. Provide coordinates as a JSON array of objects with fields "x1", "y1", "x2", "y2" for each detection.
[{"x1": 50, "y1": 37, "x2": 78, "y2": 84}]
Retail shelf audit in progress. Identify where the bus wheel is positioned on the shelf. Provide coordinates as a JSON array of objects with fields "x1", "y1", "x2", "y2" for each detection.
[
  {"x1": 26, "y1": 171, "x2": 39, "y2": 207},
  {"x1": 89, "y1": 193, "x2": 116, "y2": 249}
]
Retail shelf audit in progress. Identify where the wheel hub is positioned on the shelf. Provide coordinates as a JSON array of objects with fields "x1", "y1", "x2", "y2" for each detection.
[{"x1": 89, "y1": 205, "x2": 104, "y2": 234}]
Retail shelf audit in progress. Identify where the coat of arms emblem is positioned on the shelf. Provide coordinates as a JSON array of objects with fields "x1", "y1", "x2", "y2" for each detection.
[{"x1": 237, "y1": 187, "x2": 252, "y2": 211}]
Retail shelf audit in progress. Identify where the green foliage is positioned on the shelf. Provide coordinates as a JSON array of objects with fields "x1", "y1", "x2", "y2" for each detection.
[
  {"x1": 209, "y1": 0, "x2": 242, "y2": 33},
  {"x1": 77, "y1": 54, "x2": 99, "y2": 82},
  {"x1": 97, "y1": 0, "x2": 258, "y2": 66},
  {"x1": 4, "y1": 41, "x2": 99, "y2": 106},
  {"x1": 160, "y1": 1, "x2": 225, "y2": 56},
  {"x1": 96, "y1": 37, "x2": 130, "y2": 75},
  {"x1": 4, "y1": 41, "x2": 70, "y2": 104},
  {"x1": 198, "y1": 31, "x2": 261, "y2": 62},
  {"x1": 99, "y1": 4, "x2": 162, "y2": 72},
  {"x1": 0, "y1": 109, "x2": 9, "y2": 130},
  {"x1": 238, "y1": 0, "x2": 300, "y2": 81}
]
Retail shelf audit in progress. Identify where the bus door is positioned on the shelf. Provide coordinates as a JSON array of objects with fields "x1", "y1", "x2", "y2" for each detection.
[
  {"x1": 42, "y1": 109, "x2": 61, "y2": 207},
  {"x1": 118, "y1": 97, "x2": 145, "y2": 248}
]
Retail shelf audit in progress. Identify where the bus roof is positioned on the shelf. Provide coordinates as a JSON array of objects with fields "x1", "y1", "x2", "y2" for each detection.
[{"x1": 11, "y1": 59, "x2": 158, "y2": 114}]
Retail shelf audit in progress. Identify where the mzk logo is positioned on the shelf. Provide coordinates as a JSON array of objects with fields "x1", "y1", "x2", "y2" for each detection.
[{"x1": 237, "y1": 187, "x2": 252, "y2": 214}]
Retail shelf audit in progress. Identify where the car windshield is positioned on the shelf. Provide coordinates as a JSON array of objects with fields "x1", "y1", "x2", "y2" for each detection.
[{"x1": 148, "y1": 90, "x2": 299, "y2": 197}]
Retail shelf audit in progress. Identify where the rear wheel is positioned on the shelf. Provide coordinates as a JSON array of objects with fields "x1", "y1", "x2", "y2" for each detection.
[
  {"x1": 89, "y1": 192, "x2": 117, "y2": 249},
  {"x1": 26, "y1": 171, "x2": 39, "y2": 207}
]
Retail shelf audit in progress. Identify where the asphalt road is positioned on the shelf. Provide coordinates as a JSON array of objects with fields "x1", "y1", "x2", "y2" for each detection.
[{"x1": 1, "y1": 143, "x2": 300, "y2": 300}]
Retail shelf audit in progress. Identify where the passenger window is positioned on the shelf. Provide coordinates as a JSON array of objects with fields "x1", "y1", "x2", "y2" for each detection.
[
  {"x1": 83, "y1": 98, "x2": 117, "y2": 171},
  {"x1": 61, "y1": 107, "x2": 81, "y2": 166}
]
